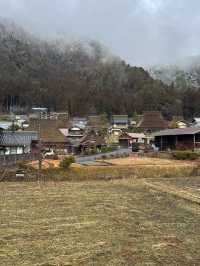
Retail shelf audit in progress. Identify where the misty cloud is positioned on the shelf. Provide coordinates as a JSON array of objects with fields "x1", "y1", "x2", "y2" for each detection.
[{"x1": 0, "y1": 0, "x2": 200, "y2": 66}]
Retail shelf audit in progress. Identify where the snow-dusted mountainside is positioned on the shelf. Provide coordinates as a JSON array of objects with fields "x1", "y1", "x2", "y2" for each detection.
[{"x1": 149, "y1": 56, "x2": 200, "y2": 88}]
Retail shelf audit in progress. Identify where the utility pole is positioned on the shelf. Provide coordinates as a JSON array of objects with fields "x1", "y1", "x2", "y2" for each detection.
[{"x1": 38, "y1": 118, "x2": 42, "y2": 181}]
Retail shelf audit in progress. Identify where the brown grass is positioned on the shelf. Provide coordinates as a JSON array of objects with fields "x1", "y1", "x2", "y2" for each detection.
[
  {"x1": 103, "y1": 156, "x2": 195, "y2": 166},
  {"x1": 1, "y1": 178, "x2": 200, "y2": 265}
]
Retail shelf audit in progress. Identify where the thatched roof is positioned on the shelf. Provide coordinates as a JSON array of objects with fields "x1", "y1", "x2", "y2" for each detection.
[
  {"x1": 26, "y1": 119, "x2": 68, "y2": 143},
  {"x1": 137, "y1": 111, "x2": 168, "y2": 131},
  {"x1": 80, "y1": 132, "x2": 106, "y2": 147},
  {"x1": 87, "y1": 115, "x2": 106, "y2": 128}
]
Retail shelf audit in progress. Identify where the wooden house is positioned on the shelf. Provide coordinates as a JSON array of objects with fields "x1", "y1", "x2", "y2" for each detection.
[
  {"x1": 154, "y1": 127, "x2": 200, "y2": 151},
  {"x1": 191, "y1": 118, "x2": 200, "y2": 127},
  {"x1": 0, "y1": 131, "x2": 38, "y2": 155},
  {"x1": 137, "y1": 111, "x2": 168, "y2": 133},
  {"x1": 112, "y1": 115, "x2": 129, "y2": 129},
  {"x1": 26, "y1": 119, "x2": 68, "y2": 151},
  {"x1": 79, "y1": 131, "x2": 106, "y2": 154},
  {"x1": 119, "y1": 132, "x2": 147, "y2": 148},
  {"x1": 169, "y1": 116, "x2": 188, "y2": 129},
  {"x1": 87, "y1": 115, "x2": 107, "y2": 131},
  {"x1": 72, "y1": 117, "x2": 87, "y2": 129}
]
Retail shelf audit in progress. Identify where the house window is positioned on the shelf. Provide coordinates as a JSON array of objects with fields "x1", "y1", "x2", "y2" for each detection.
[
  {"x1": 5, "y1": 148, "x2": 10, "y2": 155},
  {"x1": 17, "y1": 147, "x2": 23, "y2": 154},
  {"x1": 10, "y1": 147, "x2": 17, "y2": 155}
]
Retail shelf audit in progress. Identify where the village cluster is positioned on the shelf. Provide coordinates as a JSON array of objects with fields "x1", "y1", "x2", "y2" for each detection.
[{"x1": 0, "y1": 108, "x2": 200, "y2": 157}]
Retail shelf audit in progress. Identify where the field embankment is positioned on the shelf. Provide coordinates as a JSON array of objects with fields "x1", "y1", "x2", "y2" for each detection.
[{"x1": 1, "y1": 156, "x2": 200, "y2": 182}]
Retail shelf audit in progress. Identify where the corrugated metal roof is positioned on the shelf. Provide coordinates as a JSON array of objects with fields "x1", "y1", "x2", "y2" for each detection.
[
  {"x1": 113, "y1": 115, "x2": 128, "y2": 123},
  {"x1": 0, "y1": 121, "x2": 12, "y2": 130},
  {"x1": 0, "y1": 131, "x2": 38, "y2": 146},
  {"x1": 154, "y1": 127, "x2": 200, "y2": 137}
]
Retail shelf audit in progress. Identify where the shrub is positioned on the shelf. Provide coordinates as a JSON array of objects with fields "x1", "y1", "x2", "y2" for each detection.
[
  {"x1": 132, "y1": 143, "x2": 140, "y2": 152},
  {"x1": 59, "y1": 156, "x2": 75, "y2": 169},
  {"x1": 172, "y1": 150, "x2": 199, "y2": 160},
  {"x1": 101, "y1": 146, "x2": 116, "y2": 153}
]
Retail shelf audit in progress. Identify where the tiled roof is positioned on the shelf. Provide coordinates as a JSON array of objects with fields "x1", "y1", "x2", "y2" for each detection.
[
  {"x1": 154, "y1": 127, "x2": 200, "y2": 137},
  {"x1": 0, "y1": 131, "x2": 38, "y2": 146}
]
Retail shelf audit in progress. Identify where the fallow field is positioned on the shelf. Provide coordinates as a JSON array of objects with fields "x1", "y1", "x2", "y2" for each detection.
[{"x1": 1, "y1": 176, "x2": 200, "y2": 265}]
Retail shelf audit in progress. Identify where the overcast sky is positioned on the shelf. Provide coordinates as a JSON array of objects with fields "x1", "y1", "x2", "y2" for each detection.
[{"x1": 0, "y1": 0, "x2": 200, "y2": 66}]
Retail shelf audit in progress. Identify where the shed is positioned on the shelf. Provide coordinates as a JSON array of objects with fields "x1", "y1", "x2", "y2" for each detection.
[
  {"x1": 119, "y1": 132, "x2": 147, "y2": 148},
  {"x1": 154, "y1": 127, "x2": 200, "y2": 151}
]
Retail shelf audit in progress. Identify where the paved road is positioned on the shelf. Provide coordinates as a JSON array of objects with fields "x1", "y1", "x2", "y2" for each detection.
[{"x1": 76, "y1": 148, "x2": 132, "y2": 164}]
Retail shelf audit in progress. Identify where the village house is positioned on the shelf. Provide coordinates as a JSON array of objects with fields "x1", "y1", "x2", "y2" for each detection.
[
  {"x1": 119, "y1": 132, "x2": 147, "y2": 148},
  {"x1": 109, "y1": 127, "x2": 122, "y2": 136},
  {"x1": 87, "y1": 115, "x2": 107, "y2": 131},
  {"x1": 26, "y1": 119, "x2": 69, "y2": 153},
  {"x1": 67, "y1": 127, "x2": 84, "y2": 139},
  {"x1": 79, "y1": 131, "x2": 106, "y2": 154},
  {"x1": 30, "y1": 108, "x2": 69, "y2": 121},
  {"x1": 66, "y1": 126, "x2": 85, "y2": 153},
  {"x1": 0, "y1": 121, "x2": 13, "y2": 130},
  {"x1": 0, "y1": 131, "x2": 38, "y2": 155},
  {"x1": 154, "y1": 127, "x2": 200, "y2": 151},
  {"x1": 169, "y1": 116, "x2": 188, "y2": 129},
  {"x1": 112, "y1": 115, "x2": 129, "y2": 129},
  {"x1": 137, "y1": 111, "x2": 169, "y2": 133},
  {"x1": 191, "y1": 118, "x2": 200, "y2": 127},
  {"x1": 72, "y1": 117, "x2": 87, "y2": 129}
]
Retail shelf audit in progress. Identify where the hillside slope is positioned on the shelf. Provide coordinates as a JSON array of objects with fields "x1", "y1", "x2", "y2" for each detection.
[
  {"x1": 149, "y1": 56, "x2": 200, "y2": 89},
  {"x1": 0, "y1": 20, "x2": 182, "y2": 118}
]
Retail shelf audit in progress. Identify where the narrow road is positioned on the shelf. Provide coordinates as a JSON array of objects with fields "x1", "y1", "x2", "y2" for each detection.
[{"x1": 76, "y1": 148, "x2": 132, "y2": 164}]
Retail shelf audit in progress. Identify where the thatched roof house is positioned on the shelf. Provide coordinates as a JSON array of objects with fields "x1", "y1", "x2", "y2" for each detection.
[
  {"x1": 26, "y1": 119, "x2": 68, "y2": 149},
  {"x1": 79, "y1": 131, "x2": 106, "y2": 153},
  {"x1": 137, "y1": 111, "x2": 168, "y2": 133}
]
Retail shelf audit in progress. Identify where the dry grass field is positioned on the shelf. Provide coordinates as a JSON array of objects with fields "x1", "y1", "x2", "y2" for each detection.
[
  {"x1": 28, "y1": 156, "x2": 195, "y2": 170},
  {"x1": 103, "y1": 156, "x2": 195, "y2": 167},
  {"x1": 1, "y1": 178, "x2": 200, "y2": 265}
]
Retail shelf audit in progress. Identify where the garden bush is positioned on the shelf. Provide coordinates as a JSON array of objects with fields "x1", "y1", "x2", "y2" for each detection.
[
  {"x1": 59, "y1": 156, "x2": 75, "y2": 169},
  {"x1": 101, "y1": 146, "x2": 116, "y2": 153},
  {"x1": 172, "y1": 150, "x2": 199, "y2": 160}
]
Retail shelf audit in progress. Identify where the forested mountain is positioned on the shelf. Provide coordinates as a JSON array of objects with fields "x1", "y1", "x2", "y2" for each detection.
[
  {"x1": 149, "y1": 56, "x2": 200, "y2": 89},
  {"x1": 0, "y1": 20, "x2": 198, "y2": 119}
]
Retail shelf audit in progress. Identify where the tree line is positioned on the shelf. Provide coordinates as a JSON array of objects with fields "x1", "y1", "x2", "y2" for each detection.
[{"x1": 0, "y1": 21, "x2": 199, "y2": 120}]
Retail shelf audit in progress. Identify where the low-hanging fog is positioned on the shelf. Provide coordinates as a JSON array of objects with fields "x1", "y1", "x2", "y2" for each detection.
[{"x1": 0, "y1": 0, "x2": 200, "y2": 66}]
